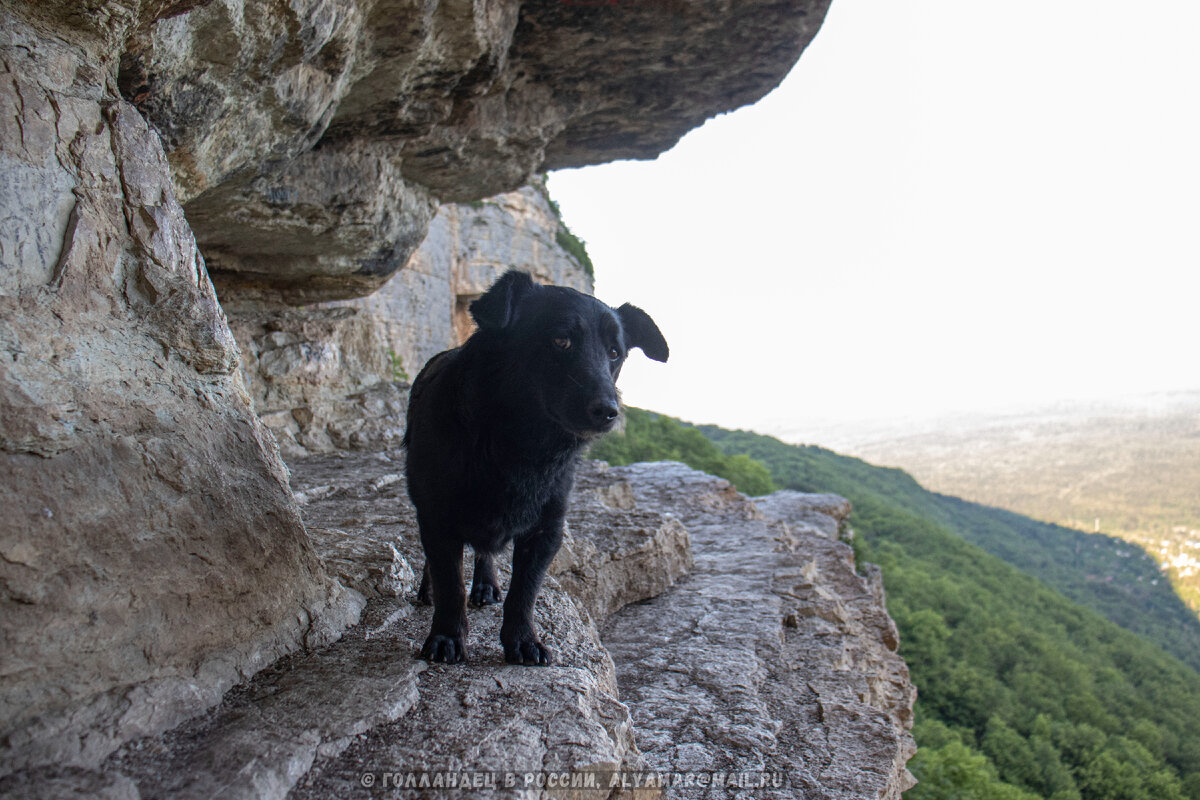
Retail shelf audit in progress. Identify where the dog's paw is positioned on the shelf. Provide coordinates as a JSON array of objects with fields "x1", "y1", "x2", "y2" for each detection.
[
  {"x1": 420, "y1": 633, "x2": 466, "y2": 664},
  {"x1": 470, "y1": 582, "x2": 503, "y2": 607},
  {"x1": 502, "y1": 632, "x2": 553, "y2": 666}
]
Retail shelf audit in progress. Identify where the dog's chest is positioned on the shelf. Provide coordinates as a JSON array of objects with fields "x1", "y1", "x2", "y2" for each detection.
[{"x1": 466, "y1": 454, "x2": 574, "y2": 541}]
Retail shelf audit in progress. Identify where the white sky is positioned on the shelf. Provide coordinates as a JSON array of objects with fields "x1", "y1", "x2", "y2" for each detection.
[{"x1": 547, "y1": 0, "x2": 1200, "y2": 441}]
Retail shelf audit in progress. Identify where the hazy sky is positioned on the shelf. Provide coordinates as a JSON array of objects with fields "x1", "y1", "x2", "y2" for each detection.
[{"x1": 547, "y1": 0, "x2": 1200, "y2": 440}]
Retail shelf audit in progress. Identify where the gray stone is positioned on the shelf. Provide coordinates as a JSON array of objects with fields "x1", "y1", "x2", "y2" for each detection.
[
  {"x1": 0, "y1": 766, "x2": 141, "y2": 800},
  {"x1": 327, "y1": 178, "x2": 595, "y2": 381},
  {"x1": 291, "y1": 450, "x2": 419, "y2": 599},
  {"x1": 73, "y1": 451, "x2": 684, "y2": 800},
  {"x1": 754, "y1": 491, "x2": 854, "y2": 541},
  {"x1": 194, "y1": 141, "x2": 439, "y2": 303},
  {"x1": 0, "y1": 150, "x2": 77, "y2": 296},
  {"x1": 225, "y1": 306, "x2": 409, "y2": 457},
  {"x1": 104, "y1": 600, "x2": 428, "y2": 800},
  {"x1": 117, "y1": 0, "x2": 368, "y2": 204},
  {"x1": 554, "y1": 462, "x2": 693, "y2": 624}
]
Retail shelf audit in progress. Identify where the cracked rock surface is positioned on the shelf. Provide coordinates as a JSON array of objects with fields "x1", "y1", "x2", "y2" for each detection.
[
  {"x1": 90, "y1": 453, "x2": 662, "y2": 800},
  {"x1": 603, "y1": 464, "x2": 917, "y2": 799}
]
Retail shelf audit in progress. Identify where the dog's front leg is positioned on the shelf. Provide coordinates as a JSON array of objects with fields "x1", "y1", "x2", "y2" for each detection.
[
  {"x1": 415, "y1": 561, "x2": 432, "y2": 605},
  {"x1": 501, "y1": 518, "x2": 564, "y2": 666},
  {"x1": 470, "y1": 551, "x2": 503, "y2": 606},
  {"x1": 419, "y1": 522, "x2": 468, "y2": 663}
]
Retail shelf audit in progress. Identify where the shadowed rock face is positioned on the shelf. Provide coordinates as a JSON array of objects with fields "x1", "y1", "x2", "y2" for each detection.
[
  {"x1": 115, "y1": 0, "x2": 832, "y2": 301},
  {"x1": 516, "y1": 1, "x2": 831, "y2": 171}
]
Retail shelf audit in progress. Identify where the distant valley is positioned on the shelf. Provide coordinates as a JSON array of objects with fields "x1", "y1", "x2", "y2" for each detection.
[{"x1": 809, "y1": 391, "x2": 1200, "y2": 611}]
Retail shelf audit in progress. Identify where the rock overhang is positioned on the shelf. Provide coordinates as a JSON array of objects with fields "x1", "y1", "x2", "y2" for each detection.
[{"x1": 110, "y1": 0, "x2": 833, "y2": 301}]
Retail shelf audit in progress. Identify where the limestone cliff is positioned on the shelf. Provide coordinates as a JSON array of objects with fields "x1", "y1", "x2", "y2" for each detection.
[
  {"x1": 119, "y1": 0, "x2": 832, "y2": 303},
  {"x1": 225, "y1": 178, "x2": 592, "y2": 458},
  {"x1": 0, "y1": 0, "x2": 919, "y2": 795}
]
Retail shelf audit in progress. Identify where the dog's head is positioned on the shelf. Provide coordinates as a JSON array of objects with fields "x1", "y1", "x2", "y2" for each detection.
[{"x1": 469, "y1": 270, "x2": 668, "y2": 438}]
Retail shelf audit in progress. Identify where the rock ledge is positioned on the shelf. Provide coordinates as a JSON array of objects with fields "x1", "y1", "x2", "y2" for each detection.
[{"x1": 0, "y1": 455, "x2": 914, "y2": 799}]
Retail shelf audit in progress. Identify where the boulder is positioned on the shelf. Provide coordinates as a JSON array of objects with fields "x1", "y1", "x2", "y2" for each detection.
[{"x1": 0, "y1": 11, "x2": 358, "y2": 774}]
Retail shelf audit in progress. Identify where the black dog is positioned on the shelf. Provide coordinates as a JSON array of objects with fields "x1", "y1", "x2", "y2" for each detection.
[{"x1": 403, "y1": 270, "x2": 668, "y2": 665}]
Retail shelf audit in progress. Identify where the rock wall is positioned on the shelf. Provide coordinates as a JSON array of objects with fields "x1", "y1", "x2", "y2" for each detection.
[{"x1": 349, "y1": 178, "x2": 594, "y2": 377}]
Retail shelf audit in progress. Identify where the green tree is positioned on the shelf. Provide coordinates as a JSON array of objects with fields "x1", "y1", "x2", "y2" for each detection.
[
  {"x1": 908, "y1": 740, "x2": 1040, "y2": 800},
  {"x1": 982, "y1": 717, "x2": 1038, "y2": 792},
  {"x1": 588, "y1": 409, "x2": 776, "y2": 496}
]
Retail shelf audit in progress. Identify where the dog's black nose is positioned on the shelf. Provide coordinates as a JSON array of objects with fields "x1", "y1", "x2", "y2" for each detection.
[{"x1": 588, "y1": 400, "x2": 621, "y2": 427}]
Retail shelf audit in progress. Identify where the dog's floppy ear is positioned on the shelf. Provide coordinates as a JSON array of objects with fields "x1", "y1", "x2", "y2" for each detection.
[
  {"x1": 617, "y1": 303, "x2": 669, "y2": 363},
  {"x1": 470, "y1": 270, "x2": 536, "y2": 330}
]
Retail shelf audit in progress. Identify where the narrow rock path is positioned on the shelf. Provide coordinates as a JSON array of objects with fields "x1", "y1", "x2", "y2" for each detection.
[{"x1": 93, "y1": 454, "x2": 677, "y2": 800}]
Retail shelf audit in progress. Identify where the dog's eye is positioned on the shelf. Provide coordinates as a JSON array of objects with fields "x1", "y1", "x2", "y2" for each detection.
[
  {"x1": 607, "y1": 347, "x2": 621, "y2": 361},
  {"x1": 553, "y1": 337, "x2": 571, "y2": 351}
]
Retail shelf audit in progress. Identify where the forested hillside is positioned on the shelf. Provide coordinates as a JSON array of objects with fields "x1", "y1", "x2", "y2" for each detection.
[{"x1": 592, "y1": 410, "x2": 1200, "y2": 800}]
